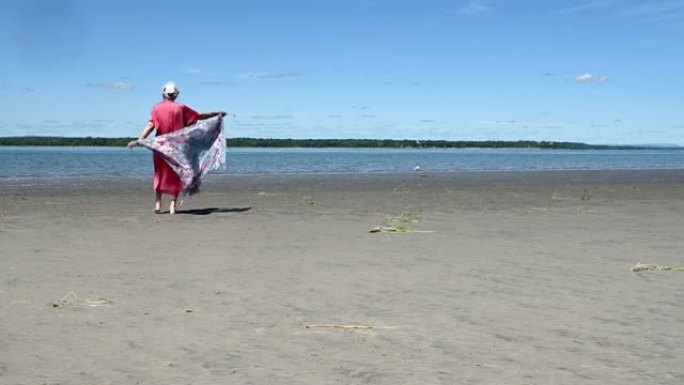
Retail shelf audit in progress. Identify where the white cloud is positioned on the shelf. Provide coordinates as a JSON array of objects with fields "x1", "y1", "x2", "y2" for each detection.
[
  {"x1": 575, "y1": 73, "x2": 608, "y2": 83},
  {"x1": 459, "y1": 1, "x2": 490, "y2": 16},
  {"x1": 562, "y1": 0, "x2": 616, "y2": 13},
  {"x1": 250, "y1": 114, "x2": 293, "y2": 120},
  {"x1": 4, "y1": 119, "x2": 122, "y2": 136},
  {"x1": 88, "y1": 81, "x2": 135, "y2": 91},
  {"x1": 478, "y1": 120, "x2": 569, "y2": 129},
  {"x1": 200, "y1": 80, "x2": 235, "y2": 86},
  {"x1": 620, "y1": 2, "x2": 684, "y2": 20},
  {"x1": 240, "y1": 72, "x2": 304, "y2": 80},
  {"x1": 650, "y1": 10, "x2": 684, "y2": 22},
  {"x1": 562, "y1": 1, "x2": 684, "y2": 25}
]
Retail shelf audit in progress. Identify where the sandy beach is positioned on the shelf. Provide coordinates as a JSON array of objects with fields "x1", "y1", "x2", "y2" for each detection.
[{"x1": 1, "y1": 170, "x2": 683, "y2": 384}]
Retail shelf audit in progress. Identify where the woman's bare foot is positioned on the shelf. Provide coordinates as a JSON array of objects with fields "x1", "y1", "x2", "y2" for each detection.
[{"x1": 169, "y1": 200, "x2": 177, "y2": 215}]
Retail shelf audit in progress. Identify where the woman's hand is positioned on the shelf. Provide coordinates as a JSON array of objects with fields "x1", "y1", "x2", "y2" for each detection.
[{"x1": 127, "y1": 140, "x2": 139, "y2": 148}]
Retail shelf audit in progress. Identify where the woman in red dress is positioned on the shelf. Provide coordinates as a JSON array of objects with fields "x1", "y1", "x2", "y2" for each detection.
[{"x1": 128, "y1": 82, "x2": 225, "y2": 214}]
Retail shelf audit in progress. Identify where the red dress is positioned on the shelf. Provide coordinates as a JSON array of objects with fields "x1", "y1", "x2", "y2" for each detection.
[{"x1": 149, "y1": 99, "x2": 200, "y2": 195}]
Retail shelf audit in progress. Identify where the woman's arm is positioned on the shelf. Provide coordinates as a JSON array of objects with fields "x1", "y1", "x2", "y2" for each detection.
[
  {"x1": 197, "y1": 111, "x2": 227, "y2": 120},
  {"x1": 127, "y1": 121, "x2": 155, "y2": 148}
]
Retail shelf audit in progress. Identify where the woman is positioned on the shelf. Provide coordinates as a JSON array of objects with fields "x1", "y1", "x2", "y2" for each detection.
[{"x1": 128, "y1": 82, "x2": 225, "y2": 214}]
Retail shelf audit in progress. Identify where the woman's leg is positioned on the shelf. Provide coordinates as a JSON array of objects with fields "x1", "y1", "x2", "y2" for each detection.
[
  {"x1": 169, "y1": 194, "x2": 178, "y2": 215},
  {"x1": 155, "y1": 192, "x2": 162, "y2": 213}
]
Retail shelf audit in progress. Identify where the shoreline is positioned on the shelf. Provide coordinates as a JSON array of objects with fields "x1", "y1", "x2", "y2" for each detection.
[{"x1": 3, "y1": 168, "x2": 684, "y2": 196}]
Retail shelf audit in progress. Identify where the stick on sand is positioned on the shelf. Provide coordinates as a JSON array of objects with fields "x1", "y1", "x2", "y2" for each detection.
[
  {"x1": 631, "y1": 262, "x2": 684, "y2": 272},
  {"x1": 305, "y1": 324, "x2": 374, "y2": 330}
]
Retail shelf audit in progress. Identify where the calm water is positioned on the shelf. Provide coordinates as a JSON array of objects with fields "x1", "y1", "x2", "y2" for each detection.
[{"x1": 2, "y1": 147, "x2": 684, "y2": 180}]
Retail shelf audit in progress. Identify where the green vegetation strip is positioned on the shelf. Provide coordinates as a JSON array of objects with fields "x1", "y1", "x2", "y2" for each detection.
[{"x1": 0, "y1": 136, "x2": 659, "y2": 149}]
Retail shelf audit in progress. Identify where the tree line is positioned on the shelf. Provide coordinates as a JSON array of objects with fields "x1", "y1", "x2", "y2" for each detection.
[{"x1": 0, "y1": 136, "x2": 648, "y2": 150}]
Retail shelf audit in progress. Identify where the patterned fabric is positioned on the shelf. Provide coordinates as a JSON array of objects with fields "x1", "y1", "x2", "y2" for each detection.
[
  {"x1": 148, "y1": 100, "x2": 200, "y2": 196},
  {"x1": 139, "y1": 116, "x2": 225, "y2": 196}
]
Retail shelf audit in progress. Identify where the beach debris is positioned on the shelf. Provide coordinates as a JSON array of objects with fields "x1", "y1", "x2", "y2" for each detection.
[
  {"x1": 300, "y1": 195, "x2": 317, "y2": 205},
  {"x1": 630, "y1": 263, "x2": 684, "y2": 272},
  {"x1": 52, "y1": 291, "x2": 114, "y2": 308},
  {"x1": 369, "y1": 225, "x2": 416, "y2": 233},
  {"x1": 257, "y1": 191, "x2": 278, "y2": 197},
  {"x1": 369, "y1": 211, "x2": 432, "y2": 233},
  {"x1": 389, "y1": 212, "x2": 421, "y2": 223},
  {"x1": 551, "y1": 190, "x2": 569, "y2": 201},
  {"x1": 306, "y1": 324, "x2": 374, "y2": 330},
  {"x1": 392, "y1": 185, "x2": 410, "y2": 194},
  {"x1": 581, "y1": 188, "x2": 592, "y2": 201}
]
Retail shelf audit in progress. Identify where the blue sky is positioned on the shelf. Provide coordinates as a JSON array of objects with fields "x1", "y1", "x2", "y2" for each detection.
[{"x1": 1, "y1": 0, "x2": 683, "y2": 145}]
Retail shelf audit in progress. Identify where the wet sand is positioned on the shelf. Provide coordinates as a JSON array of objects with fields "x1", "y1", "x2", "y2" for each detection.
[{"x1": 1, "y1": 170, "x2": 683, "y2": 384}]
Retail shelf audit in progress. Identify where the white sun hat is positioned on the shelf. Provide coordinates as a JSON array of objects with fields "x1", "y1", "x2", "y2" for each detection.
[{"x1": 162, "y1": 82, "x2": 179, "y2": 96}]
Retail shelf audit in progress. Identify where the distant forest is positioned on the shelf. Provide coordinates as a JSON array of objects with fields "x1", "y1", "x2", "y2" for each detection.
[{"x1": 0, "y1": 136, "x2": 654, "y2": 150}]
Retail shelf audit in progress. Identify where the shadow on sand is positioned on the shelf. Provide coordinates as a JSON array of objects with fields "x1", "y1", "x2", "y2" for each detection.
[{"x1": 176, "y1": 207, "x2": 252, "y2": 216}]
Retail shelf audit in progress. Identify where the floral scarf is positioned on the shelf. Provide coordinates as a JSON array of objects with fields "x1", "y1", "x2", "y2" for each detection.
[{"x1": 139, "y1": 116, "x2": 225, "y2": 195}]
